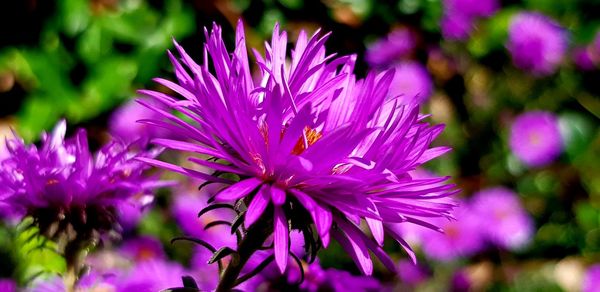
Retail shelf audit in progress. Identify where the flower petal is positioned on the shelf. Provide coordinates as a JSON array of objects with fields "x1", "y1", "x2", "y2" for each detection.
[
  {"x1": 366, "y1": 217, "x2": 385, "y2": 247},
  {"x1": 245, "y1": 184, "x2": 270, "y2": 228},
  {"x1": 332, "y1": 227, "x2": 373, "y2": 275},
  {"x1": 273, "y1": 205, "x2": 289, "y2": 273},
  {"x1": 290, "y1": 189, "x2": 332, "y2": 247},
  {"x1": 216, "y1": 178, "x2": 262, "y2": 201},
  {"x1": 271, "y1": 186, "x2": 286, "y2": 206}
]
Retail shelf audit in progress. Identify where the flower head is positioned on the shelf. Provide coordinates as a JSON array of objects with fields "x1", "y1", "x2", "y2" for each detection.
[
  {"x1": 408, "y1": 201, "x2": 484, "y2": 261},
  {"x1": 140, "y1": 21, "x2": 456, "y2": 275},
  {"x1": 509, "y1": 111, "x2": 563, "y2": 167},
  {"x1": 507, "y1": 12, "x2": 568, "y2": 76},
  {"x1": 397, "y1": 260, "x2": 430, "y2": 286},
  {"x1": 471, "y1": 187, "x2": 533, "y2": 250},
  {"x1": 573, "y1": 47, "x2": 596, "y2": 70},
  {"x1": 389, "y1": 62, "x2": 433, "y2": 105},
  {"x1": 441, "y1": 0, "x2": 498, "y2": 40},
  {"x1": 444, "y1": 0, "x2": 498, "y2": 18},
  {"x1": 583, "y1": 264, "x2": 600, "y2": 292},
  {"x1": 119, "y1": 236, "x2": 167, "y2": 262},
  {"x1": 0, "y1": 120, "x2": 164, "y2": 237},
  {"x1": 366, "y1": 28, "x2": 415, "y2": 68},
  {"x1": 110, "y1": 98, "x2": 172, "y2": 144},
  {"x1": 117, "y1": 259, "x2": 188, "y2": 291},
  {"x1": 0, "y1": 279, "x2": 16, "y2": 292}
]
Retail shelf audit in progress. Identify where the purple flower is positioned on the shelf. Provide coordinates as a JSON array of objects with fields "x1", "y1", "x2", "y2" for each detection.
[
  {"x1": 171, "y1": 191, "x2": 237, "y2": 247},
  {"x1": 441, "y1": 15, "x2": 475, "y2": 41},
  {"x1": 441, "y1": 0, "x2": 498, "y2": 40},
  {"x1": 119, "y1": 236, "x2": 166, "y2": 262},
  {"x1": 366, "y1": 28, "x2": 415, "y2": 68},
  {"x1": 249, "y1": 261, "x2": 381, "y2": 292},
  {"x1": 471, "y1": 187, "x2": 533, "y2": 250},
  {"x1": 399, "y1": 201, "x2": 484, "y2": 261},
  {"x1": 573, "y1": 47, "x2": 596, "y2": 70},
  {"x1": 109, "y1": 98, "x2": 171, "y2": 144},
  {"x1": 451, "y1": 269, "x2": 472, "y2": 292},
  {"x1": 0, "y1": 120, "x2": 165, "y2": 237},
  {"x1": 583, "y1": 264, "x2": 600, "y2": 292},
  {"x1": 397, "y1": 260, "x2": 430, "y2": 286},
  {"x1": 509, "y1": 111, "x2": 563, "y2": 167},
  {"x1": 0, "y1": 279, "x2": 16, "y2": 292},
  {"x1": 117, "y1": 259, "x2": 188, "y2": 292},
  {"x1": 320, "y1": 269, "x2": 381, "y2": 291},
  {"x1": 507, "y1": 12, "x2": 568, "y2": 76},
  {"x1": 389, "y1": 62, "x2": 433, "y2": 105},
  {"x1": 116, "y1": 200, "x2": 148, "y2": 232},
  {"x1": 139, "y1": 21, "x2": 456, "y2": 275},
  {"x1": 444, "y1": 0, "x2": 498, "y2": 18}
]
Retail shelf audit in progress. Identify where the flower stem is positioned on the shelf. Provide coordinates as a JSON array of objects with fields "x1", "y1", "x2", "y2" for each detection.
[
  {"x1": 216, "y1": 217, "x2": 271, "y2": 292},
  {"x1": 62, "y1": 232, "x2": 92, "y2": 292}
]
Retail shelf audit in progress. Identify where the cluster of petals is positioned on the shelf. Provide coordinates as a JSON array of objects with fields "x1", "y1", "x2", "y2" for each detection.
[
  {"x1": 139, "y1": 20, "x2": 457, "y2": 275},
  {"x1": 0, "y1": 120, "x2": 163, "y2": 216},
  {"x1": 507, "y1": 12, "x2": 568, "y2": 76}
]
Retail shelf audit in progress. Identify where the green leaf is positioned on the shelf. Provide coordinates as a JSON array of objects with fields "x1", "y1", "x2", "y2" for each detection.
[
  {"x1": 77, "y1": 22, "x2": 112, "y2": 64},
  {"x1": 59, "y1": 0, "x2": 91, "y2": 36},
  {"x1": 558, "y1": 112, "x2": 596, "y2": 161},
  {"x1": 278, "y1": 0, "x2": 303, "y2": 10}
]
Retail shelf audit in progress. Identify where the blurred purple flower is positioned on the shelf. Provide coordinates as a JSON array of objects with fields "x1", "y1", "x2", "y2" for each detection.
[
  {"x1": 441, "y1": 15, "x2": 474, "y2": 41},
  {"x1": 397, "y1": 259, "x2": 430, "y2": 286},
  {"x1": 471, "y1": 187, "x2": 534, "y2": 250},
  {"x1": 573, "y1": 47, "x2": 596, "y2": 71},
  {"x1": 509, "y1": 111, "x2": 563, "y2": 167},
  {"x1": 444, "y1": 0, "x2": 498, "y2": 18},
  {"x1": 171, "y1": 191, "x2": 237, "y2": 247},
  {"x1": 119, "y1": 236, "x2": 166, "y2": 262},
  {"x1": 389, "y1": 62, "x2": 433, "y2": 105},
  {"x1": 116, "y1": 200, "x2": 148, "y2": 232},
  {"x1": 0, "y1": 120, "x2": 166, "y2": 236},
  {"x1": 109, "y1": 98, "x2": 171, "y2": 144},
  {"x1": 140, "y1": 21, "x2": 456, "y2": 275},
  {"x1": 507, "y1": 12, "x2": 568, "y2": 76},
  {"x1": 255, "y1": 260, "x2": 381, "y2": 292},
  {"x1": 322, "y1": 269, "x2": 381, "y2": 291},
  {"x1": 583, "y1": 264, "x2": 600, "y2": 292},
  {"x1": 441, "y1": 0, "x2": 498, "y2": 40},
  {"x1": 0, "y1": 279, "x2": 16, "y2": 292},
  {"x1": 366, "y1": 28, "x2": 415, "y2": 68},
  {"x1": 117, "y1": 259, "x2": 188, "y2": 292},
  {"x1": 401, "y1": 201, "x2": 484, "y2": 261},
  {"x1": 451, "y1": 269, "x2": 472, "y2": 292}
]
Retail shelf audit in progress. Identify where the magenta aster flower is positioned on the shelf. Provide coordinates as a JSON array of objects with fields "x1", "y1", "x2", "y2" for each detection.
[
  {"x1": 573, "y1": 47, "x2": 596, "y2": 70},
  {"x1": 397, "y1": 200, "x2": 483, "y2": 261},
  {"x1": 117, "y1": 259, "x2": 188, "y2": 291},
  {"x1": 507, "y1": 12, "x2": 568, "y2": 76},
  {"x1": 0, "y1": 120, "x2": 165, "y2": 241},
  {"x1": 443, "y1": 0, "x2": 498, "y2": 18},
  {"x1": 259, "y1": 258, "x2": 380, "y2": 292},
  {"x1": 109, "y1": 98, "x2": 172, "y2": 144},
  {"x1": 583, "y1": 264, "x2": 600, "y2": 292},
  {"x1": 509, "y1": 111, "x2": 563, "y2": 167},
  {"x1": 119, "y1": 236, "x2": 167, "y2": 262},
  {"x1": 0, "y1": 279, "x2": 16, "y2": 292},
  {"x1": 471, "y1": 187, "x2": 533, "y2": 250},
  {"x1": 441, "y1": 0, "x2": 498, "y2": 40},
  {"x1": 441, "y1": 15, "x2": 474, "y2": 41},
  {"x1": 389, "y1": 62, "x2": 433, "y2": 105},
  {"x1": 397, "y1": 259, "x2": 430, "y2": 286},
  {"x1": 139, "y1": 21, "x2": 456, "y2": 285},
  {"x1": 366, "y1": 28, "x2": 415, "y2": 68}
]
